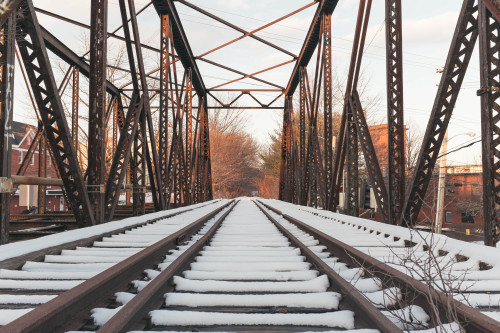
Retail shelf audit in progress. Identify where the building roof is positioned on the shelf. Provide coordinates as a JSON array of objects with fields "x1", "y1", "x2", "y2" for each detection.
[{"x1": 11, "y1": 121, "x2": 37, "y2": 146}]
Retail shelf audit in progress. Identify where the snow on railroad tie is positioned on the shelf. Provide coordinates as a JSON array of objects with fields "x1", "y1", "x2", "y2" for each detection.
[
  {"x1": 0, "y1": 200, "x2": 229, "y2": 327},
  {"x1": 140, "y1": 200, "x2": 362, "y2": 331},
  {"x1": 260, "y1": 199, "x2": 500, "y2": 327},
  {"x1": 149, "y1": 310, "x2": 356, "y2": 329}
]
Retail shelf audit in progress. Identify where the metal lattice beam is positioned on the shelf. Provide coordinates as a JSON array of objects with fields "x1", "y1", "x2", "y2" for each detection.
[
  {"x1": 401, "y1": 0, "x2": 479, "y2": 226},
  {"x1": 479, "y1": 0, "x2": 500, "y2": 246},
  {"x1": 16, "y1": 0, "x2": 95, "y2": 226},
  {"x1": 385, "y1": 0, "x2": 405, "y2": 225}
]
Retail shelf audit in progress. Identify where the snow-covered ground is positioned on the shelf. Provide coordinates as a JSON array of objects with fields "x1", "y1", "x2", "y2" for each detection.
[{"x1": 1, "y1": 197, "x2": 498, "y2": 331}]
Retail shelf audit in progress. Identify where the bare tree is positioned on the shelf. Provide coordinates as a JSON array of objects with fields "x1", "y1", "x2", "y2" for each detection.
[{"x1": 209, "y1": 108, "x2": 261, "y2": 198}]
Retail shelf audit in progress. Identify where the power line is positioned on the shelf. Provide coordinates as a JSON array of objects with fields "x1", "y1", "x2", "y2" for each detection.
[{"x1": 438, "y1": 139, "x2": 482, "y2": 159}]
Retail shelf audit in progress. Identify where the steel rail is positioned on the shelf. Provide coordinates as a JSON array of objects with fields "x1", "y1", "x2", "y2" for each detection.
[
  {"x1": 0, "y1": 200, "x2": 219, "y2": 270},
  {"x1": 97, "y1": 200, "x2": 237, "y2": 332},
  {"x1": 0, "y1": 200, "x2": 233, "y2": 333},
  {"x1": 254, "y1": 201, "x2": 400, "y2": 332},
  {"x1": 258, "y1": 200, "x2": 500, "y2": 333}
]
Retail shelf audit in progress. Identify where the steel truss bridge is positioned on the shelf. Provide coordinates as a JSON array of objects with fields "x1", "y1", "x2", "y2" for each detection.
[{"x1": 0, "y1": 0, "x2": 499, "y2": 246}]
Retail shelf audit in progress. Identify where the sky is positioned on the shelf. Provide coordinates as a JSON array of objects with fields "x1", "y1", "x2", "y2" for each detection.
[{"x1": 16, "y1": 0, "x2": 483, "y2": 166}]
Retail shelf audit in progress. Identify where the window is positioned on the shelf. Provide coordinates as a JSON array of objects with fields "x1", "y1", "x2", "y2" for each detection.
[
  {"x1": 18, "y1": 151, "x2": 23, "y2": 164},
  {"x1": 445, "y1": 211, "x2": 452, "y2": 224},
  {"x1": 461, "y1": 212, "x2": 475, "y2": 224}
]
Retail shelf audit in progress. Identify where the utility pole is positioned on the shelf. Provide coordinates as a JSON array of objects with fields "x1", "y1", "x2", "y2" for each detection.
[
  {"x1": 434, "y1": 129, "x2": 448, "y2": 234},
  {"x1": 434, "y1": 130, "x2": 475, "y2": 233}
]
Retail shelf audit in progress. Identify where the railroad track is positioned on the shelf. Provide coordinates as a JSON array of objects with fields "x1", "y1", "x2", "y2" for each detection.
[{"x1": 0, "y1": 198, "x2": 498, "y2": 332}]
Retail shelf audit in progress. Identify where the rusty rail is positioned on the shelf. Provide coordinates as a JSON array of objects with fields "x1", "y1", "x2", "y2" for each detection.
[
  {"x1": 0, "y1": 200, "x2": 233, "y2": 333},
  {"x1": 97, "y1": 200, "x2": 237, "y2": 332},
  {"x1": 254, "y1": 201, "x2": 401, "y2": 332},
  {"x1": 258, "y1": 200, "x2": 500, "y2": 333}
]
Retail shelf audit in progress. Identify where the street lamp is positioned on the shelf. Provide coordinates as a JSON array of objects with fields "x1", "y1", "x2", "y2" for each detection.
[{"x1": 434, "y1": 130, "x2": 476, "y2": 234}]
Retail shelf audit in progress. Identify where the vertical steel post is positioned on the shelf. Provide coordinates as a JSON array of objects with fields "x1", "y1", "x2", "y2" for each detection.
[
  {"x1": 199, "y1": 96, "x2": 212, "y2": 201},
  {"x1": 37, "y1": 134, "x2": 46, "y2": 214},
  {"x1": 323, "y1": 13, "x2": 333, "y2": 207},
  {"x1": 345, "y1": 104, "x2": 359, "y2": 216},
  {"x1": 133, "y1": 116, "x2": 146, "y2": 215},
  {"x1": 279, "y1": 97, "x2": 292, "y2": 201},
  {"x1": 159, "y1": 13, "x2": 170, "y2": 207},
  {"x1": 127, "y1": 0, "x2": 161, "y2": 211},
  {"x1": 350, "y1": 90, "x2": 390, "y2": 221},
  {"x1": 88, "y1": 0, "x2": 108, "y2": 224},
  {"x1": 479, "y1": 1, "x2": 500, "y2": 246},
  {"x1": 0, "y1": 14, "x2": 15, "y2": 243},
  {"x1": 385, "y1": 0, "x2": 405, "y2": 225},
  {"x1": 112, "y1": 97, "x2": 117, "y2": 153},
  {"x1": 72, "y1": 66, "x2": 79, "y2": 154},
  {"x1": 299, "y1": 68, "x2": 307, "y2": 205},
  {"x1": 184, "y1": 71, "x2": 193, "y2": 205}
]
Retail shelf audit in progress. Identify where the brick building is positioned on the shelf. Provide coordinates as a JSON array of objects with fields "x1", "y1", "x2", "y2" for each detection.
[
  {"x1": 358, "y1": 125, "x2": 483, "y2": 232},
  {"x1": 418, "y1": 165, "x2": 483, "y2": 229},
  {"x1": 10, "y1": 121, "x2": 66, "y2": 214}
]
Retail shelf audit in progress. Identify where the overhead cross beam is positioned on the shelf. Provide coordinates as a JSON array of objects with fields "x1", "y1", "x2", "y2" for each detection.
[
  {"x1": 285, "y1": 0, "x2": 339, "y2": 97},
  {"x1": 153, "y1": 0, "x2": 206, "y2": 97}
]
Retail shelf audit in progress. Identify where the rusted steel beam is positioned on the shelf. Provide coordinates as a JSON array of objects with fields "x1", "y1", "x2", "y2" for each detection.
[
  {"x1": 196, "y1": 2, "x2": 315, "y2": 59},
  {"x1": 209, "y1": 89, "x2": 283, "y2": 92},
  {"x1": 479, "y1": 1, "x2": 500, "y2": 246},
  {"x1": 152, "y1": 0, "x2": 206, "y2": 97},
  {"x1": 483, "y1": 0, "x2": 500, "y2": 22},
  {"x1": 88, "y1": 0, "x2": 108, "y2": 224},
  {"x1": 198, "y1": 97, "x2": 213, "y2": 201},
  {"x1": 71, "y1": 66, "x2": 79, "y2": 153},
  {"x1": 279, "y1": 96, "x2": 293, "y2": 201},
  {"x1": 323, "y1": 14, "x2": 333, "y2": 206},
  {"x1": 209, "y1": 60, "x2": 293, "y2": 90},
  {"x1": 350, "y1": 90, "x2": 390, "y2": 222},
  {"x1": 159, "y1": 13, "x2": 170, "y2": 207},
  {"x1": 16, "y1": 0, "x2": 95, "y2": 226},
  {"x1": 299, "y1": 68, "x2": 308, "y2": 205},
  {"x1": 127, "y1": 0, "x2": 162, "y2": 211},
  {"x1": 199, "y1": 58, "x2": 284, "y2": 90},
  {"x1": 184, "y1": 71, "x2": 194, "y2": 205},
  {"x1": 345, "y1": 104, "x2": 359, "y2": 216},
  {"x1": 284, "y1": 0, "x2": 339, "y2": 97},
  {"x1": 0, "y1": 12, "x2": 15, "y2": 244},
  {"x1": 35, "y1": 7, "x2": 160, "y2": 54},
  {"x1": 385, "y1": 0, "x2": 405, "y2": 225},
  {"x1": 402, "y1": 0, "x2": 478, "y2": 226},
  {"x1": 105, "y1": 94, "x2": 144, "y2": 221},
  {"x1": 0, "y1": 0, "x2": 20, "y2": 28},
  {"x1": 133, "y1": 113, "x2": 147, "y2": 215},
  {"x1": 328, "y1": 0, "x2": 368, "y2": 213},
  {"x1": 40, "y1": 27, "x2": 121, "y2": 97},
  {"x1": 15, "y1": 123, "x2": 42, "y2": 177},
  {"x1": 176, "y1": 0, "x2": 296, "y2": 58},
  {"x1": 37, "y1": 134, "x2": 46, "y2": 214}
]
